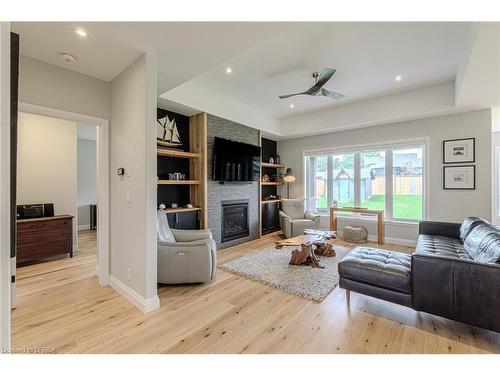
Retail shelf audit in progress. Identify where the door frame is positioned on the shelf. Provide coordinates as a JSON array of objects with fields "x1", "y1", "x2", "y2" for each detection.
[{"x1": 18, "y1": 103, "x2": 110, "y2": 285}]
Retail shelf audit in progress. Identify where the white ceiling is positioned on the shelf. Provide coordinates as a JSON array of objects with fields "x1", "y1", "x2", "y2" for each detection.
[
  {"x1": 167, "y1": 22, "x2": 476, "y2": 119},
  {"x1": 11, "y1": 21, "x2": 499, "y2": 138},
  {"x1": 11, "y1": 22, "x2": 295, "y2": 90}
]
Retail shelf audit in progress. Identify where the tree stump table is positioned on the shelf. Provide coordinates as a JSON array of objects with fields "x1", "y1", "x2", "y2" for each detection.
[{"x1": 274, "y1": 233, "x2": 336, "y2": 268}]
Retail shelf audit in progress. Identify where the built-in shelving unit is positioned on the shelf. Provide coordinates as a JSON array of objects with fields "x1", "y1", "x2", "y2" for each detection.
[
  {"x1": 259, "y1": 136, "x2": 283, "y2": 236},
  {"x1": 157, "y1": 109, "x2": 208, "y2": 229}
]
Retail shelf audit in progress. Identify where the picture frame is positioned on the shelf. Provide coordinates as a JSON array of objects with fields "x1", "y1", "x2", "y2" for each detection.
[
  {"x1": 443, "y1": 138, "x2": 475, "y2": 164},
  {"x1": 443, "y1": 165, "x2": 475, "y2": 190}
]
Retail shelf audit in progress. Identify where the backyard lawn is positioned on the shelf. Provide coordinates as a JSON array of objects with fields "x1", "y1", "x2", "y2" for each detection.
[{"x1": 317, "y1": 194, "x2": 422, "y2": 220}]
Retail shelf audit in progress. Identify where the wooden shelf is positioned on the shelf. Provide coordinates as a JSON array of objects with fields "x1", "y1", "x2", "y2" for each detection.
[
  {"x1": 157, "y1": 148, "x2": 200, "y2": 159},
  {"x1": 163, "y1": 206, "x2": 201, "y2": 214},
  {"x1": 157, "y1": 180, "x2": 200, "y2": 185},
  {"x1": 261, "y1": 162, "x2": 285, "y2": 168},
  {"x1": 261, "y1": 199, "x2": 282, "y2": 204},
  {"x1": 261, "y1": 181, "x2": 283, "y2": 186}
]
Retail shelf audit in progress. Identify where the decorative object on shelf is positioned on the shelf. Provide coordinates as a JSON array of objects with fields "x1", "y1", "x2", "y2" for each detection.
[
  {"x1": 443, "y1": 138, "x2": 475, "y2": 164},
  {"x1": 443, "y1": 165, "x2": 475, "y2": 190},
  {"x1": 273, "y1": 175, "x2": 282, "y2": 184},
  {"x1": 158, "y1": 203, "x2": 166, "y2": 210},
  {"x1": 157, "y1": 115, "x2": 182, "y2": 148},
  {"x1": 264, "y1": 194, "x2": 280, "y2": 201},
  {"x1": 283, "y1": 168, "x2": 296, "y2": 199},
  {"x1": 274, "y1": 154, "x2": 281, "y2": 164},
  {"x1": 332, "y1": 200, "x2": 338, "y2": 208},
  {"x1": 343, "y1": 225, "x2": 368, "y2": 243},
  {"x1": 170, "y1": 203, "x2": 178, "y2": 209},
  {"x1": 186, "y1": 204, "x2": 194, "y2": 208},
  {"x1": 268, "y1": 156, "x2": 274, "y2": 164},
  {"x1": 262, "y1": 174, "x2": 270, "y2": 182},
  {"x1": 168, "y1": 172, "x2": 186, "y2": 180}
]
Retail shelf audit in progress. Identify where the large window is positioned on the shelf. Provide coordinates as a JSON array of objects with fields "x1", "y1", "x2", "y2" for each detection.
[{"x1": 305, "y1": 142, "x2": 425, "y2": 221}]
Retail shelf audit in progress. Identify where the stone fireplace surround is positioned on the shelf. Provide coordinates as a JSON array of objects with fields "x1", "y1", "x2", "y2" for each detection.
[{"x1": 207, "y1": 114, "x2": 260, "y2": 249}]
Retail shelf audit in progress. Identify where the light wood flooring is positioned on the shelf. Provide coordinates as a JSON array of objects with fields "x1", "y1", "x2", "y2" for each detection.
[{"x1": 11, "y1": 230, "x2": 500, "y2": 354}]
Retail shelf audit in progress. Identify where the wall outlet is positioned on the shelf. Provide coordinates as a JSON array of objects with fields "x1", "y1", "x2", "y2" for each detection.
[{"x1": 127, "y1": 267, "x2": 131, "y2": 281}]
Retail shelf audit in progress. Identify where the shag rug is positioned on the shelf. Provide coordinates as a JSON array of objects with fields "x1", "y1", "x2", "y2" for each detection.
[{"x1": 219, "y1": 244, "x2": 350, "y2": 302}]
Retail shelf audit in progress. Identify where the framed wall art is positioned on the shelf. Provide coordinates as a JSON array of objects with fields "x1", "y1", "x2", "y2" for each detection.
[
  {"x1": 443, "y1": 165, "x2": 475, "y2": 190},
  {"x1": 443, "y1": 138, "x2": 475, "y2": 164}
]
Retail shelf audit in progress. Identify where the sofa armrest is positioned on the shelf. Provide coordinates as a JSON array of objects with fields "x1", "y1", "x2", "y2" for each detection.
[
  {"x1": 279, "y1": 210, "x2": 293, "y2": 238},
  {"x1": 158, "y1": 240, "x2": 210, "y2": 249},
  {"x1": 170, "y1": 229, "x2": 212, "y2": 242},
  {"x1": 418, "y1": 221, "x2": 461, "y2": 239}
]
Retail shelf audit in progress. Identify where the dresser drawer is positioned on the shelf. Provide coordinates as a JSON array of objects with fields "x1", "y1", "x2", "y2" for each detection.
[
  {"x1": 17, "y1": 228, "x2": 71, "y2": 246},
  {"x1": 17, "y1": 221, "x2": 38, "y2": 232},
  {"x1": 17, "y1": 239, "x2": 71, "y2": 262},
  {"x1": 37, "y1": 218, "x2": 71, "y2": 230}
]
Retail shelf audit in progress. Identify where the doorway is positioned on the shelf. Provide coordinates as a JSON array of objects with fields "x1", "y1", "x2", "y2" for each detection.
[{"x1": 16, "y1": 103, "x2": 109, "y2": 286}]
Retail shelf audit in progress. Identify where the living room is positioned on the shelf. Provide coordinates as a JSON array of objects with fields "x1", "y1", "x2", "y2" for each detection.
[{"x1": 1, "y1": 1, "x2": 499, "y2": 372}]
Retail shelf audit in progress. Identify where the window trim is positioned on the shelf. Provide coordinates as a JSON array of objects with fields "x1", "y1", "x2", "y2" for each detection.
[{"x1": 302, "y1": 137, "x2": 430, "y2": 221}]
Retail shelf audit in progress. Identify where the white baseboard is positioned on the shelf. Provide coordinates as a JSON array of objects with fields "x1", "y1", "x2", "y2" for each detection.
[
  {"x1": 78, "y1": 224, "x2": 91, "y2": 231},
  {"x1": 109, "y1": 275, "x2": 160, "y2": 313}
]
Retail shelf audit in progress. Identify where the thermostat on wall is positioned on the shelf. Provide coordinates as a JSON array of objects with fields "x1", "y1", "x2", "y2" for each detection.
[{"x1": 117, "y1": 168, "x2": 125, "y2": 175}]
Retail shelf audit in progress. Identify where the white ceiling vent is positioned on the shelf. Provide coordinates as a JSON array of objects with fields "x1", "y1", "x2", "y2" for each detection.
[{"x1": 59, "y1": 52, "x2": 78, "y2": 64}]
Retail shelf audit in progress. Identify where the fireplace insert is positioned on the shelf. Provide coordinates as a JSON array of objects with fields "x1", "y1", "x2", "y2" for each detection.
[{"x1": 221, "y1": 199, "x2": 249, "y2": 242}]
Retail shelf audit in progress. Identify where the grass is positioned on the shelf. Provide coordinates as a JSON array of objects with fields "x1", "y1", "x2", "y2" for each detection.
[{"x1": 316, "y1": 194, "x2": 422, "y2": 220}]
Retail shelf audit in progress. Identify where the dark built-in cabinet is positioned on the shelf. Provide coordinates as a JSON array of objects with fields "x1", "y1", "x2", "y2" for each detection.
[{"x1": 262, "y1": 201, "x2": 280, "y2": 235}]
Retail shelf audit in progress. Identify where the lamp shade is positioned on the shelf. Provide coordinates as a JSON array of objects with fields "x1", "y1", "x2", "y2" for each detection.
[{"x1": 283, "y1": 168, "x2": 295, "y2": 182}]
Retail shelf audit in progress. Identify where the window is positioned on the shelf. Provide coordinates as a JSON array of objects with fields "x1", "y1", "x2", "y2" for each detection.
[{"x1": 305, "y1": 142, "x2": 425, "y2": 221}]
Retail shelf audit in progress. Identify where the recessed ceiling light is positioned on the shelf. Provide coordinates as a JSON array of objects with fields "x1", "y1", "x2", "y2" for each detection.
[
  {"x1": 225, "y1": 67, "x2": 233, "y2": 74},
  {"x1": 75, "y1": 28, "x2": 88, "y2": 38},
  {"x1": 395, "y1": 75, "x2": 402, "y2": 82},
  {"x1": 289, "y1": 104, "x2": 295, "y2": 109},
  {"x1": 60, "y1": 52, "x2": 78, "y2": 64}
]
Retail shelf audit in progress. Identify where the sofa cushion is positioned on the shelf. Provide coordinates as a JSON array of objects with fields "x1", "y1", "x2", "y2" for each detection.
[
  {"x1": 416, "y1": 234, "x2": 470, "y2": 260},
  {"x1": 338, "y1": 247, "x2": 412, "y2": 294},
  {"x1": 460, "y1": 217, "x2": 488, "y2": 242},
  {"x1": 474, "y1": 229, "x2": 500, "y2": 264}
]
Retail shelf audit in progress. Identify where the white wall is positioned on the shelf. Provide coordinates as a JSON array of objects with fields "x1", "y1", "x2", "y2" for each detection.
[
  {"x1": 0, "y1": 21, "x2": 11, "y2": 351},
  {"x1": 278, "y1": 109, "x2": 492, "y2": 245},
  {"x1": 19, "y1": 56, "x2": 111, "y2": 119},
  {"x1": 17, "y1": 112, "x2": 78, "y2": 245},
  {"x1": 77, "y1": 137, "x2": 96, "y2": 229},
  {"x1": 109, "y1": 53, "x2": 158, "y2": 312}
]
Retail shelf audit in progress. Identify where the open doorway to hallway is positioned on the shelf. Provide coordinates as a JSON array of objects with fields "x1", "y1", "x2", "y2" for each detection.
[{"x1": 13, "y1": 112, "x2": 99, "y2": 309}]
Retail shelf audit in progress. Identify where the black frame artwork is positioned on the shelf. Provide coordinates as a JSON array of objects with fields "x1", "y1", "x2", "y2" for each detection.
[
  {"x1": 443, "y1": 165, "x2": 476, "y2": 190},
  {"x1": 443, "y1": 138, "x2": 475, "y2": 164}
]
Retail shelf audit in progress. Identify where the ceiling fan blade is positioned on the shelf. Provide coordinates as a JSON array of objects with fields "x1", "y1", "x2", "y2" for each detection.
[
  {"x1": 278, "y1": 92, "x2": 308, "y2": 99},
  {"x1": 321, "y1": 88, "x2": 345, "y2": 100},
  {"x1": 307, "y1": 68, "x2": 336, "y2": 93}
]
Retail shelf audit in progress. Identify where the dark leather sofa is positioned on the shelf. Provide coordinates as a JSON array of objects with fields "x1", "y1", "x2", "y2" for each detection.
[{"x1": 338, "y1": 217, "x2": 500, "y2": 332}]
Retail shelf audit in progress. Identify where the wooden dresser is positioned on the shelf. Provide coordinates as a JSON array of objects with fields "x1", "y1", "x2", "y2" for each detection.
[{"x1": 16, "y1": 215, "x2": 73, "y2": 264}]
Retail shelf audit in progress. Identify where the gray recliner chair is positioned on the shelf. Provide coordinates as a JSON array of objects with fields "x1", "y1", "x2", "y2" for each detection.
[
  {"x1": 279, "y1": 199, "x2": 320, "y2": 238},
  {"x1": 157, "y1": 209, "x2": 217, "y2": 284}
]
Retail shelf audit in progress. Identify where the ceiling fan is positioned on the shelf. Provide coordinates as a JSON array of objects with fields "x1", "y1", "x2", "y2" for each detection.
[{"x1": 278, "y1": 68, "x2": 345, "y2": 100}]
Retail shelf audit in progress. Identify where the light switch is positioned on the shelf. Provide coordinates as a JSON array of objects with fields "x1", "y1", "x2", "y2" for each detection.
[
  {"x1": 125, "y1": 165, "x2": 131, "y2": 177},
  {"x1": 126, "y1": 191, "x2": 131, "y2": 203}
]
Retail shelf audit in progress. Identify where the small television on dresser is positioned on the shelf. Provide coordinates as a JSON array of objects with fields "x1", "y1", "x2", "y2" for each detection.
[{"x1": 212, "y1": 137, "x2": 261, "y2": 182}]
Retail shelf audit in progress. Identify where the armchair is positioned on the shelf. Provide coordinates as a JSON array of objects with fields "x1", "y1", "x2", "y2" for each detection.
[
  {"x1": 279, "y1": 199, "x2": 320, "y2": 238},
  {"x1": 157, "y1": 210, "x2": 217, "y2": 284}
]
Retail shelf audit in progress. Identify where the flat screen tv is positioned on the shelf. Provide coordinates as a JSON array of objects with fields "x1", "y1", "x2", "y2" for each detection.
[{"x1": 212, "y1": 137, "x2": 261, "y2": 182}]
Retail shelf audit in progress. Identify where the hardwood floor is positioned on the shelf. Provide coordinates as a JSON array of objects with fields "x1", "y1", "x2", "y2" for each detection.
[{"x1": 11, "y1": 230, "x2": 500, "y2": 354}]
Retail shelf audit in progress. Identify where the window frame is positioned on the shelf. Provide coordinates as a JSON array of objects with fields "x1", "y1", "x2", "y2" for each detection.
[{"x1": 302, "y1": 137, "x2": 429, "y2": 222}]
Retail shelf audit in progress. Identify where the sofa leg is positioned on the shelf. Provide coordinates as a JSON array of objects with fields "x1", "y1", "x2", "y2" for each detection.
[{"x1": 345, "y1": 289, "x2": 350, "y2": 305}]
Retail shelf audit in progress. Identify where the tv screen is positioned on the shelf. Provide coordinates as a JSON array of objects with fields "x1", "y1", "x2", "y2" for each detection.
[{"x1": 212, "y1": 137, "x2": 261, "y2": 182}]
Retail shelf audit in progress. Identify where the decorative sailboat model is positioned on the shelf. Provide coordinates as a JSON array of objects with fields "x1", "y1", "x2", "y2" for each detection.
[{"x1": 157, "y1": 115, "x2": 183, "y2": 148}]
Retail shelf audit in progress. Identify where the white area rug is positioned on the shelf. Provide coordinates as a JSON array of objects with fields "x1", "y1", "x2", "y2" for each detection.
[{"x1": 219, "y1": 244, "x2": 350, "y2": 302}]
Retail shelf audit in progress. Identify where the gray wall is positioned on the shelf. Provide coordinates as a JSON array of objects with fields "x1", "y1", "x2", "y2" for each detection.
[
  {"x1": 77, "y1": 138, "x2": 96, "y2": 229},
  {"x1": 278, "y1": 110, "x2": 492, "y2": 245},
  {"x1": 207, "y1": 114, "x2": 260, "y2": 249}
]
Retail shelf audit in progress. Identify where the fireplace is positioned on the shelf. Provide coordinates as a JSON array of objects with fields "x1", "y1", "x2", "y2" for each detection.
[{"x1": 221, "y1": 199, "x2": 249, "y2": 243}]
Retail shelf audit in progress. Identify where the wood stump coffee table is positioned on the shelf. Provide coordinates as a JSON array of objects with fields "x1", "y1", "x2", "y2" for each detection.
[{"x1": 274, "y1": 231, "x2": 337, "y2": 268}]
